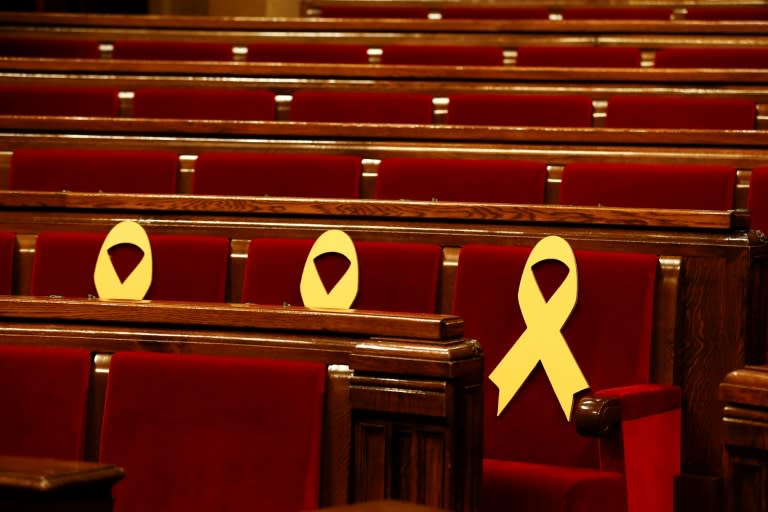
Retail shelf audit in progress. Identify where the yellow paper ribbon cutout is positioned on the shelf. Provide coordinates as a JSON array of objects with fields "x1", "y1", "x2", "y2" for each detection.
[
  {"x1": 489, "y1": 235, "x2": 590, "y2": 421},
  {"x1": 93, "y1": 221, "x2": 153, "y2": 300},
  {"x1": 300, "y1": 229, "x2": 359, "y2": 309}
]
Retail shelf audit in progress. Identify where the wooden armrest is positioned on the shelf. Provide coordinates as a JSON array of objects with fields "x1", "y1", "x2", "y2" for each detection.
[{"x1": 574, "y1": 395, "x2": 622, "y2": 437}]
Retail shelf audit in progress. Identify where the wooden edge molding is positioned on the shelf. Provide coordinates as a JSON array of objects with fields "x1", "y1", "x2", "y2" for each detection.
[
  {"x1": 574, "y1": 395, "x2": 622, "y2": 437},
  {"x1": 720, "y1": 366, "x2": 768, "y2": 407},
  {"x1": 0, "y1": 456, "x2": 124, "y2": 491}
]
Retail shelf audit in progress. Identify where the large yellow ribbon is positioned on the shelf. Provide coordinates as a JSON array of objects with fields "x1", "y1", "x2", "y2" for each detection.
[
  {"x1": 93, "y1": 221, "x2": 153, "y2": 300},
  {"x1": 489, "y1": 235, "x2": 589, "y2": 421},
  {"x1": 300, "y1": 229, "x2": 359, "y2": 309}
]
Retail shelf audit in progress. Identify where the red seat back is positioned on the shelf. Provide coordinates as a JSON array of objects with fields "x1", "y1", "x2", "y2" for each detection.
[
  {"x1": 605, "y1": 95, "x2": 756, "y2": 130},
  {"x1": 132, "y1": 88, "x2": 275, "y2": 121},
  {"x1": 655, "y1": 48, "x2": 768, "y2": 69},
  {"x1": 381, "y1": 45, "x2": 504, "y2": 66},
  {"x1": 247, "y1": 43, "x2": 369, "y2": 64},
  {"x1": 561, "y1": 7, "x2": 673, "y2": 20},
  {"x1": 112, "y1": 40, "x2": 233, "y2": 61},
  {"x1": 315, "y1": 5, "x2": 429, "y2": 17},
  {"x1": 0, "y1": 232, "x2": 14, "y2": 295},
  {"x1": 0, "y1": 85, "x2": 119, "y2": 117},
  {"x1": 447, "y1": 94, "x2": 594, "y2": 127},
  {"x1": 685, "y1": 7, "x2": 768, "y2": 20},
  {"x1": 516, "y1": 46, "x2": 642, "y2": 68},
  {"x1": 0, "y1": 37, "x2": 100, "y2": 58},
  {"x1": 749, "y1": 167, "x2": 768, "y2": 233},
  {"x1": 290, "y1": 90, "x2": 434, "y2": 124},
  {"x1": 441, "y1": 7, "x2": 549, "y2": 20}
]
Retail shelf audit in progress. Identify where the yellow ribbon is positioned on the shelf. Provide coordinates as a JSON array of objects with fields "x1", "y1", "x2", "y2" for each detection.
[
  {"x1": 93, "y1": 221, "x2": 153, "y2": 300},
  {"x1": 489, "y1": 235, "x2": 589, "y2": 421},
  {"x1": 300, "y1": 229, "x2": 359, "y2": 309}
]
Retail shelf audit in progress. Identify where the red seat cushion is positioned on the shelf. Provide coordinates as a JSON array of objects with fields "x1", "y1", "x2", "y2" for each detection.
[
  {"x1": 605, "y1": 95, "x2": 756, "y2": 130},
  {"x1": 655, "y1": 48, "x2": 768, "y2": 69},
  {"x1": 31, "y1": 231, "x2": 229, "y2": 302},
  {"x1": 290, "y1": 90, "x2": 434, "y2": 124},
  {"x1": 560, "y1": 162, "x2": 736, "y2": 210},
  {"x1": 112, "y1": 40, "x2": 233, "y2": 61},
  {"x1": 447, "y1": 94, "x2": 593, "y2": 127},
  {"x1": 132, "y1": 88, "x2": 275, "y2": 121},
  {"x1": 10, "y1": 148, "x2": 178, "y2": 194},
  {"x1": 0, "y1": 232, "x2": 14, "y2": 295},
  {"x1": 517, "y1": 46, "x2": 642, "y2": 68},
  {"x1": 441, "y1": 7, "x2": 549, "y2": 20},
  {"x1": 685, "y1": 7, "x2": 768, "y2": 20},
  {"x1": 247, "y1": 43, "x2": 369, "y2": 64},
  {"x1": 242, "y1": 238, "x2": 441, "y2": 313},
  {"x1": 381, "y1": 45, "x2": 504, "y2": 66},
  {"x1": 375, "y1": 157, "x2": 546, "y2": 204},
  {"x1": 0, "y1": 85, "x2": 119, "y2": 117},
  {"x1": 100, "y1": 352, "x2": 326, "y2": 512},
  {"x1": 749, "y1": 167, "x2": 768, "y2": 233},
  {"x1": 0, "y1": 37, "x2": 100, "y2": 58},
  {"x1": 561, "y1": 7, "x2": 672, "y2": 20},
  {"x1": 0, "y1": 345, "x2": 91, "y2": 459},
  {"x1": 316, "y1": 5, "x2": 430, "y2": 18},
  {"x1": 193, "y1": 152, "x2": 361, "y2": 198}
]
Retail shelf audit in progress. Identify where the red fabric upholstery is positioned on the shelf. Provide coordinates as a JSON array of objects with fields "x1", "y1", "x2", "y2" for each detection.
[
  {"x1": 517, "y1": 46, "x2": 642, "y2": 68},
  {"x1": 749, "y1": 167, "x2": 768, "y2": 233},
  {"x1": 441, "y1": 7, "x2": 549, "y2": 20},
  {"x1": 31, "y1": 231, "x2": 229, "y2": 302},
  {"x1": 381, "y1": 45, "x2": 504, "y2": 66},
  {"x1": 561, "y1": 7, "x2": 673, "y2": 20},
  {"x1": 0, "y1": 37, "x2": 100, "y2": 58},
  {"x1": 290, "y1": 90, "x2": 434, "y2": 124},
  {"x1": 595, "y1": 384, "x2": 680, "y2": 422},
  {"x1": 193, "y1": 152, "x2": 361, "y2": 198},
  {"x1": 655, "y1": 48, "x2": 768, "y2": 69},
  {"x1": 10, "y1": 148, "x2": 178, "y2": 194},
  {"x1": 112, "y1": 40, "x2": 233, "y2": 61},
  {"x1": 242, "y1": 238, "x2": 441, "y2": 313},
  {"x1": 605, "y1": 95, "x2": 756, "y2": 130},
  {"x1": 247, "y1": 43, "x2": 369, "y2": 64},
  {"x1": 0, "y1": 345, "x2": 91, "y2": 460},
  {"x1": 685, "y1": 7, "x2": 768, "y2": 20},
  {"x1": 447, "y1": 94, "x2": 593, "y2": 127},
  {"x1": 0, "y1": 85, "x2": 119, "y2": 117},
  {"x1": 132, "y1": 88, "x2": 275, "y2": 121},
  {"x1": 316, "y1": 5, "x2": 430, "y2": 18},
  {"x1": 559, "y1": 162, "x2": 736, "y2": 210},
  {"x1": 375, "y1": 157, "x2": 546, "y2": 204},
  {"x1": 0, "y1": 232, "x2": 15, "y2": 295},
  {"x1": 100, "y1": 352, "x2": 325, "y2": 512}
]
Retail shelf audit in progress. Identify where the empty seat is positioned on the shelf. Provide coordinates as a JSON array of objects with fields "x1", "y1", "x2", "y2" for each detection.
[
  {"x1": 0, "y1": 36, "x2": 100, "y2": 58},
  {"x1": 31, "y1": 231, "x2": 229, "y2": 302},
  {"x1": 112, "y1": 40, "x2": 234, "y2": 61},
  {"x1": 381, "y1": 45, "x2": 504, "y2": 66},
  {"x1": 290, "y1": 90, "x2": 434, "y2": 124},
  {"x1": 0, "y1": 345, "x2": 91, "y2": 460},
  {"x1": 685, "y1": 7, "x2": 768, "y2": 20},
  {"x1": 560, "y1": 162, "x2": 736, "y2": 210},
  {"x1": 516, "y1": 46, "x2": 642, "y2": 68},
  {"x1": 605, "y1": 96, "x2": 756, "y2": 130},
  {"x1": 100, "y1": 352, "x2": 326, "y2": 512},
  {"x1": 0, "y1": 232, "x2": 14, "y2": 295},
  {"x1": 441, "y1": 7, "x2": 549, "y2": 20},
  {"x1": 655, "y1": 48, "x2": 768, "y2": 69},
  {"x1": 132, "y1": 88, "x2": 275, "y2": 121},
  {"x1": 193, "y1": 152, "x2": 361, "y2": 198},
  {"x1": 749, "y1": 167, "x2": 768, "y2": 233},
  {"x1": 446, "y1": 94, "x2": 593, "y2": 127},
  {"x1": 0, "y1": 85, "x2": 119, "y2": 117},
  {"x1": 247, "y1": 43, "x2": 369, "y2": 64},
  {"x1": 242, "y1": 238, "x2": 441, "y2": 313},
  {"x1": 375, "y1": 157, "x2": 546, "y2": 204},
  {"x1": 10, "y1": 148, "x2": 178, "y2": 194},
  {"x1": 315, "y1": 5, "x2": 430, "y2": 18},
  {"x1": 560, "y1": 7, "x2": 673, "y2": 20}
]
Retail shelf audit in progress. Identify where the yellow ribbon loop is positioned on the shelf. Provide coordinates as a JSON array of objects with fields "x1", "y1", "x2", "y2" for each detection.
[
  {"x1": 489, "y1": 235, "x2": 589, "y2": 421},
  {"x1": 300, "y1": 229, "x2": 359, "y2": 310},
  {"x1": 93, "y1": 221, "x2": 153, "y2": 300}
]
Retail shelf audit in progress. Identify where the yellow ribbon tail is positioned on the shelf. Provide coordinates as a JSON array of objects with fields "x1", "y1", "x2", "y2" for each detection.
[
  {"x1": 488, "y1": 331, "x2": 540, "y2": 416},
  {"x1": 541, "y1": 345, "x2": 590, "y2": 421}
]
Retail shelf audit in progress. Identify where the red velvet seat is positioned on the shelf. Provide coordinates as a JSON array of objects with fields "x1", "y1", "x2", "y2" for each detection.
[
  {"x1": 0, "y1": 345, "x2": 91, "y2": 460},
  {"x1": 0, "y1": 85, "x2": 119, "y2": 117},
  {"x1": 247, "y1": 43, "x2": 369, "y2": 64},
  {"x1": 193, "y1": 152, "x2": 361, "y2": 198},
  {"x1": 112, "y1": 40, "x2": 233, "y2": 61},
  {"x1": 560, "y1": 162, "x2": 736, "y2": 210},
  {"x1": 0, "y1": 232, "x2": 14, "y2": 295},
  {"x1": 685, "y1": 7, "x2": 768, "y2": 20},
  {"x1": 290, "y1": 90, "x2": 434, "y2": 124},
  {"x1": 242, "y1": 238, "x2": 441, "y2": 313},
  {"x1": 315, "y1": 5, "x2": 430, "y2": 18},
  {"x1": 31, "y1": 231, "x2": 229, "y2": 302},
  {"x1": 0, "y1": 37, "x2": 100, "y2": 58},
  {"x1": 132, "y1": 88, "x2": 275, "y2": 121},
  {"x1": 453, "y1": 244, "x2": 680, "y2": 512},
  {"x1": 10, "y1": 148, "x2": 178, "y2": 194},
  {"x1": 375, "y1": 157, "x2": 546, "y2": 204},
  {"x1": 749, "y1": 167, "x2": 768, "y2": 233},
  {"x1": 441, "y1": 7, "x2": 549, "y2": 20},
  {"x1": 560, "y1": 7, "x2": 673, "y2": 20},
  {"x1": 655, "y1": 48, "x2": 768, "y2": 69},
  {"x1": 516, "y1": 46, "x2": 642, "y2": 68},
  {"x1": 100, "y1": 352, "x2": 325, "y2": 512},
  {"x1": 447, "y1": 94, "x2": 593, "y2": 127},
  {"x1": 605, "y1": 95, "x2": 756, "y2": 130},
  {"x1": 381, "y1": 45, "x2": 504, "y2": 66}
]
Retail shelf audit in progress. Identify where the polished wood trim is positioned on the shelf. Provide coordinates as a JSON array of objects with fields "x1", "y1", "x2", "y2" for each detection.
[{"x1": 0, "y1": 457, "x2": 123, "y2": 491}]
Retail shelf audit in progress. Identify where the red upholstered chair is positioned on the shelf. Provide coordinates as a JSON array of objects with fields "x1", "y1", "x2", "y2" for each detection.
[
  {"x1": 112, "y1": 40, "x2": 234, "y2": 61},
  {"x1": 10, "y1": 148, "x2": 178, "y2": 194},
  {"x1": 560, "y1": 162, "x2": 736, "y2": 210},
  {"x1": 100, "y1": 352, "x2": 326, "y2": 512},
  {"x1": 31, "y1": 231, "x2": 229, "y2": 302},
  {"x1": 0, "y1": 345, "x2": 91, "y2": 460},
  {"x1": 132, "y1": 88, "x2": 275, "y2": 121},
  {"x1": 446, "y1": 94, "x2": 593, "y2": 127},
  {"x1": 516, "y1": 46, "x2": 642, "y2": 68},
  {"x1": 381, "y1": 45, "x2": 504, "y2": 66},
  {"x1": 242, "y1": 238, "x2": 441, "y2": 313},
  {"x1": 685, "y1": 7, "x2": 768, "y2": 20},
  {"x1": 605, "y1": 96, "x2": 756, "y2": 130},
  {"x1": 453, "y1": 244, "x2": 680, "y2": 512},
  {"x1": 315, "y1": 5, "x2": 430, "y2": 18},
  {"x1": 375, "y1": 157, "x2": 546, "y2": 204},
  {"x1": 0, "y1": 37, "x2": 100, "y2": 58},
  {"x1": 193, "y1": 152, "x2": 361, "y2": 198},
  {"x1": 0, "y1": 232, "x2": 15, "y2": 295},
  {"x1": 655, "y1": 48, "x2": 768, "y2": 69},
  {"x1": 441, "y1": 7, "x2": 549, "y2": 20},
  {"x1": 290, "y1": 90, "x2": 434, "y2": 124},
  {"x1": 247, "y1": 43, "x2": 369, "y2": 64},
  {"x1": 560, "y1": 7, "x2": 673, "y2": 20},
  {"x1": 0, "y1": 85, "x2": 119, "y2": 117},
  {"x1": 749, "y1": 167, "x2": 768, "y2": 233}
]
